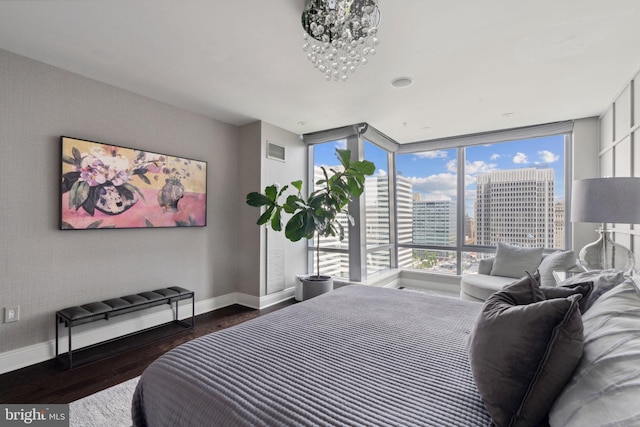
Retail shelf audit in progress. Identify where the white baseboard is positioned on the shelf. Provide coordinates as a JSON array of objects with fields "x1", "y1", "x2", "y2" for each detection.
[{"x1": 0, "y1": 290, "x2": 294, "y2": 375}]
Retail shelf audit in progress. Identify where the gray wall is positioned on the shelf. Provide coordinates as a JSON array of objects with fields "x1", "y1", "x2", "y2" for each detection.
[
  {"x1": 0, "y1": 49, "x2": 240, "y2": 352},
  {"x1": 236, "y1": 121, "x2": 307, "y2": 298},
  {"x1": 571, "y1": 117, "x2": 600, "y2": 252}
]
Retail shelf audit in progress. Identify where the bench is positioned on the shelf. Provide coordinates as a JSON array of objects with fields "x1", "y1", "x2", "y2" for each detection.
[{"x1": 55, "y1": 286, "x2": 194, "y2": 369}]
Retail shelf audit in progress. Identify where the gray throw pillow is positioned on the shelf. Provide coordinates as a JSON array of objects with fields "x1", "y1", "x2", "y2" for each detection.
[
  {"x1": 468, "y1": 274, "x2": 584, "y2": 427},
  {"x1": 537, "y1": 250, "x2": 577, "y2": 287},
  {"x1": 558, "y1": 269, "x2": 626, "y2": 312},
  {"x1": 490, "y1": 242, "x2": 543, "y2": 278},
  {"x1": 541, "y1": 281, "x2": 593, "y2": 313}
]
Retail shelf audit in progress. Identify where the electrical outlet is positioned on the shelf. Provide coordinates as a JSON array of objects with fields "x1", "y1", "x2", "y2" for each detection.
[{"x1": 4, "y1": 306, "x2": 20, "y2": 323}]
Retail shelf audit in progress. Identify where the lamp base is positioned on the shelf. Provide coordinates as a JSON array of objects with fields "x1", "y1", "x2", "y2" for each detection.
[{"x1": 578, "y1": 228, "x2": 635, "y2": 274}]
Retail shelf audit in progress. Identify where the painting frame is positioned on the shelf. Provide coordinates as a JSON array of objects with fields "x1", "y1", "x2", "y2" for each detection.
[{"x1": 60, "y1": 136, "x2": 207, "y2": 230}]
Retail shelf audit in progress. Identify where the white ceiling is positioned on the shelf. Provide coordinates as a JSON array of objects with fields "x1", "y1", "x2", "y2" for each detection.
[{"x1": 1, "y1": 1, "x2": 639, "y2": 144}]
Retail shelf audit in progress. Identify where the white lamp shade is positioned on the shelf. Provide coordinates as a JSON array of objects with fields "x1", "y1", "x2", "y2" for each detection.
[{"x1": 571, "y1": 177, "x2": 640, "y2": 224}]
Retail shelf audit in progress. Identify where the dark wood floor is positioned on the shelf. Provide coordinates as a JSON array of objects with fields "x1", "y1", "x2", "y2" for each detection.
[{"x1": 0, "y1": 300, "x2": 294, "y2": 404}]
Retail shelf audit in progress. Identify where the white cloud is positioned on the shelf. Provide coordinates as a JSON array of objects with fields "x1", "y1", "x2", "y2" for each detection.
[
  {"x1": 466, "y1": 160, "x2": 497, "y2": 174},
  {"x1": 513, "y1": 152, "x2": 529, "y2": 164},
  {"x1": 376, "y1": 169, "x2": 388, "y2": 177},
  {"x1": 408, "y1": 173, "x2": 457, "y2": 198},
  {"x1": 447, "y1": 159, "x2": 497, "y2": 175},
  {"x1": 334, "y1": 140, "x2": 347, "y2": 150},
  {"x1": 490, "y1": 153, "x2": 500, "y2": 160},
  {"x1": 414, "y1": 150, "x2": 448, "y2": 159},
  {"x1": 538, "y1": 150, "x2": 559, "y2": 163}
]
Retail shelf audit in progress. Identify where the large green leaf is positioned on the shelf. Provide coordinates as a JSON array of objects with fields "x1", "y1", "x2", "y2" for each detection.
[
  {"x1": 265, "y1": 185, "x2": 278, "y2": 202},
  {"x1": 336, "y1": 149, "x2": 351, "y2": 167},
  {"x1": 350, "y1": 160, "x2": 376, "y2": 175},
  {"x1": 284, "y1": 211, "x2": 308, "y2": 242},
  {"x1": 276, "y1": 184, "x2": 289, "y2": 199},
  {"x1": 257, "y1": 205, "x2": 275, "y2": 226},
  {"x1": 271, "y1": 207, "x2": 282, "y2": 231},
  {"x1": 246, "y1": 192, "x2": 272, "y2": 207},
  {"x1": 347, "y1": 176, "x2": 364, "y2": 197},
  {"x1": 291, "y1": 180, "x2": 303, "y2": 192},
  {"x1": 284, "y1": 195, "x2": 304, "y2": 213}
]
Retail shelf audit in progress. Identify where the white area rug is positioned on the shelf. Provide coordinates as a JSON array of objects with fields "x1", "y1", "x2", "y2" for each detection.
[{"x1": 69, "y1": 376, "x2": 139, "y2": 427}]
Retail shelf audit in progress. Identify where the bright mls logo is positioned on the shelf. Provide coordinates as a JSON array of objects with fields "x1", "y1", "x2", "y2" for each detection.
[{"x1": 1, "y1": 405, "x2": 68, "y2": 426}]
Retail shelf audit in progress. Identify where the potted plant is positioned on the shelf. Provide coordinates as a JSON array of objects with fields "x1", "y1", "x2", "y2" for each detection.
[{"x1": 246, "y1": 148, "x2": 375, "y2": 300}]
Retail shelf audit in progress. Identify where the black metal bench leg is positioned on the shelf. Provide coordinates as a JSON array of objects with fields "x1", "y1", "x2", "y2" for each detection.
[{"x1": 68, "y1": 321, "x2": 73, "y2": 369}]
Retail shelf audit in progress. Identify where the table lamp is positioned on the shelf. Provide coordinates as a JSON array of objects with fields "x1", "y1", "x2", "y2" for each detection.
[{"x1": 571, "y1": 177, "x2": 640, "y2": 274}]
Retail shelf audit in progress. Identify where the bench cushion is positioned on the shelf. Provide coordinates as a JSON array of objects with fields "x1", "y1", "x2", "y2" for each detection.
[{"x1": 57, "y1": 287, "x2": 193, "y2": 324}]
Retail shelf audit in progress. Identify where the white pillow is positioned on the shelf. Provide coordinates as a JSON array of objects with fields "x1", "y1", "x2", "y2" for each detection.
[
  {"x1": 549, "y1": 277, "x2": 640, "y2": 426},
  {"x1": 537, "y1": 250, "x2": 576, "y2": 287},
  {"x1": 490, "y1": 242, "x2": 543, "y2": 279}
]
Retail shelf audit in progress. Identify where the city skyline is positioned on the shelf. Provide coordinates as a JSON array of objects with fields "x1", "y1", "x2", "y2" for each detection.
[{"x1": 313, "y1": 134, "x2": 566, "y2": 219}]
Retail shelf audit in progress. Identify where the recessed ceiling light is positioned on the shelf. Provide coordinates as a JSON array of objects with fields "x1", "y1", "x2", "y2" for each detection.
[
  {"x1": 421, "y1": 126, "x2": 432, "y2": 131},
  {"x1": 502, "y1": 112, "x2": 514, "y2": 118},
  {"x1": 391, "y1": 77, "x2": 413, "y2": 88},
  {"x1": 297, "y1": 121, "x2": 306, "y2": 126}
]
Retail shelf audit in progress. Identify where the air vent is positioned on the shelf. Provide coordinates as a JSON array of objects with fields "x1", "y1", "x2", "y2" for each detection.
[{"x1": 267, "y1": 141, "x2": 286, "y2": 162}]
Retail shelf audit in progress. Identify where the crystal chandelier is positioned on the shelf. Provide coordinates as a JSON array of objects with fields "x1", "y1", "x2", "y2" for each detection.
[{"x1": 301, "y1": 0, "x2": 380, "y2": 82}]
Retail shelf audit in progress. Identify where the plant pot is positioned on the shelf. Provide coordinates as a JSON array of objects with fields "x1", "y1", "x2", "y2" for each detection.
[{"x1": 298, "y1": 275, "x2": 333, "y2": 301}]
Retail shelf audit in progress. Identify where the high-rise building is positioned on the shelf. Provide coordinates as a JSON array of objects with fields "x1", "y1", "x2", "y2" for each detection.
[
  {"x1": 412, "y1": 196, "x2": 456, "y2": 247},
  {"x1": 475, "y1": 167, "x2": 555, "y2": 248},
  {"x1": 365, "y1": 174, "x2": 391, "y2": 273},
  {"x1": 553, "y1": 200, "x2": 565, "y2": 249},
  {"x1": 464, "y1": 213, "x2": 476, "y2": 244},
  {"x1": 396, "y1": 175, "x2": 413, "y2": 269}
]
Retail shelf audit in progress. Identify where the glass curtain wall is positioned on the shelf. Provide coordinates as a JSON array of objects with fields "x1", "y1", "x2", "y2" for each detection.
[
  {"x1": 306, "y1": 122, "x2": 572, "y2": 281},
  {"x1": 396, "y1": 132, "x2": 569, "y2": 275},
  {"x1": 305, "y1": 124, "x2": 396, "y2": 282}
]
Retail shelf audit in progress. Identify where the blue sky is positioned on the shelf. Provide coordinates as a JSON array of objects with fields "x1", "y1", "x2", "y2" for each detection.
[{"x1": 314, "y1": 135, "x2": 565, "y2": 216}]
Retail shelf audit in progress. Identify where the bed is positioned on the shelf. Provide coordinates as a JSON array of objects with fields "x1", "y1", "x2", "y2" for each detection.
[
  {"x1": 132, "y1": 273, "x2": 640, "y2": 427},
  {"x1": 132, "y1": 285, "x2": 491, "y2": 426}
]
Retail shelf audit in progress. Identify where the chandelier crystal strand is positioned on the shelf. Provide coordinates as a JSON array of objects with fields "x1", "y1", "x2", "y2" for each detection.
[{"x1": 302, "y1": 0, "x2": 380, "y2": 82}]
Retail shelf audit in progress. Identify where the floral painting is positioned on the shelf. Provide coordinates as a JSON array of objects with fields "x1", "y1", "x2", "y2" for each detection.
[{"x1": 60, "y1": 136, "x2": 207, "y2": 229}]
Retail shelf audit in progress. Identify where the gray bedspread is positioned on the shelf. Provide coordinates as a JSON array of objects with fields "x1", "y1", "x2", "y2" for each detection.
[{"x1": 132, "y1": 285, "x2": 490, "y2": 426}]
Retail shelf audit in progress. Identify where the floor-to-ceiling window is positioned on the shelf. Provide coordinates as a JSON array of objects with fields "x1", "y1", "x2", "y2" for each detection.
[
  {"x1": 396, "y1": 123, "x2": 571, "y2": 275},
  {"x1": 305, "y1": 124, "x2": 397, "y2": 282},
  {"x1": 305, "y1": 121, "x2": 572, "y2": 281},
  {"x1": 396, "y1": 148, "x2": 458, "y2": 274}
]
